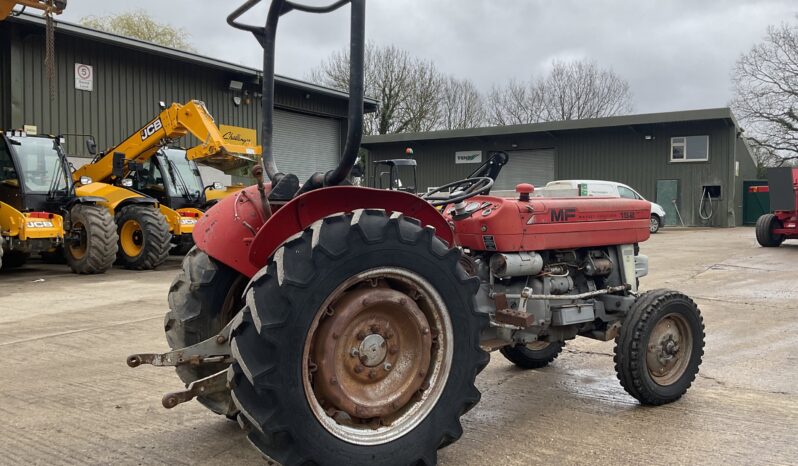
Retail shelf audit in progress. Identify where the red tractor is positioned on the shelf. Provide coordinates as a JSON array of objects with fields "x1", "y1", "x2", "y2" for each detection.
[
  {"x1": 753, "y1": 167, "x2": 798, "y2": 247},
  {"x1": 129, "y1": 1, "x2": 705, "y2": 464}
]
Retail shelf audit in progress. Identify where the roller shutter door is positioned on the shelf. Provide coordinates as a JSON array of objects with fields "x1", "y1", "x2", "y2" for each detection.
[
  {"x1": 273, "y1": 110, "x2": 341, "y2": 183},
  {"x1": 494, "y1": 149, "x2": 555, "y2": 190}
]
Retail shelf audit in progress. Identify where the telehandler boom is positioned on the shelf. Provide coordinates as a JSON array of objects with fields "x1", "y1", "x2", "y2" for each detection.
[{"x1": 72, "y1": 101, "x2": 261, "y2": 266}]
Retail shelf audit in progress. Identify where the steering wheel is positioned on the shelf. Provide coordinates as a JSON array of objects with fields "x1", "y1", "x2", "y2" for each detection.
[{"x1": 422, "y1": 177, "x2": 493, "y2": 207}]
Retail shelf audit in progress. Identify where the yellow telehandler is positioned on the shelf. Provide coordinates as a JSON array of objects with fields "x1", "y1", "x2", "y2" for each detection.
[
  {"x1": 72, "y1": 100, "x2": 260, "y2": 267},
  {"x1": 1, "y1": 129, "x2": 116, "y2": 273}
]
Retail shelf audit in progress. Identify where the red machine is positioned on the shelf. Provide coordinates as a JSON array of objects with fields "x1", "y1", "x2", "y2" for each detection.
[
  {"x1": 129, "y1": 2, "x2": 705, "y2": 465},
  {"x1": 753, "y1": 167, "x2": 798, "y2": 247}
]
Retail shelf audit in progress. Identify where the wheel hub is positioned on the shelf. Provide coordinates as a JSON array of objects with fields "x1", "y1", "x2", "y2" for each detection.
[
  {"x1": 359, "y1": 334, "x2": 387, "y2": 367},
  {"x1": 311, "y1": 283, "x2": 432, "y2": 421},
  {"x1": 646, "y1": 314, "x2": 692, "y2": 385}
]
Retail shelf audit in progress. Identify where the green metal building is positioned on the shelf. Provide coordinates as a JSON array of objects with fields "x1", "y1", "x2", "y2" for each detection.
[
  {"x1": 1, "y1": 13, "x2": 376, "y2": 185},
  {"x1": 362, "y1": 109, "x2": 759, "y2": 227}
]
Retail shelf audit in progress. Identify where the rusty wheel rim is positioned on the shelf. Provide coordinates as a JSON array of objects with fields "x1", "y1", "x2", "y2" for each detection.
[
  {"x1": 526, "y1": 341, "x2": 551, "y2": 351},
  {"x1": 68, "y1": 221, "x2": 87, "y2": 260},
  {"x1": 646, "y1": 313, "x2": 692, "y2": 386},
  {"x1": 302, "y1": 267, "x2": 453, "y2": 446}
]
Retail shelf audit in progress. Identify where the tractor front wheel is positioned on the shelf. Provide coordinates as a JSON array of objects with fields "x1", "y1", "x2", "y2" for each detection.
[
  {"x1": 755, "y1": 213, "x2": 784, "y2": 247},
  {"x1": 614, "y1": 289, "x2": 704, "y2": 405},
  {"x1": 65, "y1": 204, "x2": 118, "y2": 274},
  {"x1": 500, "y1": 341, "x2": 564, "y2": 369},
  {"x1": 164, "y1": 247, "x2": 247, "y2": 416},
  {"x1": 229, "y1": 210, "x2": 489, "y2": 466},
  {"x1": 115, "y1": 205, "x2": 170, "y2": 270}
]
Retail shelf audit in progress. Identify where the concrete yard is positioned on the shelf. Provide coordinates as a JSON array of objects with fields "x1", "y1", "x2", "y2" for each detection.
[{"x1": 1, "y1": 228, "x2": 796, "y2": 465}]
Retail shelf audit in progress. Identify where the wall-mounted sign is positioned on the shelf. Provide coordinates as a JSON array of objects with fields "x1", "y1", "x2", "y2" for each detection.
[
  {"x1": 455, "y1": 150, "x2": 482, "y2": 164},
  {"x1": 220, "y1": 124, "x2": 257, "y2": 147},
  {"x1": 74, "y1": 63, "x2": 93, "y2": 91}
]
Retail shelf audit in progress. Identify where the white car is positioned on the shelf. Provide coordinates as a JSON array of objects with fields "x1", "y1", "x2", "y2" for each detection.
[{"x1": 544, "y1": 180, "x2": 667, "y2": 233}]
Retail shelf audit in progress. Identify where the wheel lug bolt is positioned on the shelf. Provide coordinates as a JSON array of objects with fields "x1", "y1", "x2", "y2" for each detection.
[
  {"x1": 368, "y1": 369, "x2": 377, "y2": 380},
  {"x1": 383, "y1": 363, "x2": 392, "y2": 371},
  {"x1": 356, "y1": 331, "x2": 366, "y2": 340},
  {"x1": 330, "y1": 377, "x2": 338, "y2": 385},
  {"x1": 370, "y1": 324, "x2": 381, "y2": 333},
  {"x1": 354, "y1": 364, "x2": 364, "y2": 374},
  {"x1": 350, "y1": 348, "x2": 359, "y2": 358},
  {"x1": 389, "y1": 345, "x2": 398, "y2": 355}
]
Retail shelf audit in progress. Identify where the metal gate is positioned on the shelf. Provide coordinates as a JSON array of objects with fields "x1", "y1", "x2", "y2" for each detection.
[
  {"x1": 494, "y1": 149, "x2": 555, "y2": 190},
  {"x1": 273, "y1": 110, "x2": 342, "y2": 183}
]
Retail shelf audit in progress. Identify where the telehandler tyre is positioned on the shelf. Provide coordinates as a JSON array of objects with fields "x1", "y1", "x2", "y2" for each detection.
[
  {"x1": 500, "y1": 341, "x2": 564, "y2": 369},
  {"x1": 614, "y1": 289, "x2": 704, "y2": 405},
  {"x1": 229, "y1": 210, "x2": 489, "y2": 466},
  {"x1": 65, "y1": 204, "x2": 118, "y2": 274},
  {"x1": 755, "y1": 213, "x2": 784, "y2": 247},
  {"x1": 164, "y1": 247, "x2": 247, "y2": 416},
  {"x1": 115, "y1": 205, "x2": 170, "y2": 270}
]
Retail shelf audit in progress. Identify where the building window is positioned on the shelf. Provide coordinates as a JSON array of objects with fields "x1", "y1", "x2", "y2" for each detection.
[{"x1": 670, "y1": 136, "x2": 709, "y2": 162}]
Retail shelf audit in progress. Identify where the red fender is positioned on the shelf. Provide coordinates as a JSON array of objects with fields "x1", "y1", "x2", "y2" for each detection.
[{"x1": 194, "y1": 185, "x2": 453, "y2": 278}]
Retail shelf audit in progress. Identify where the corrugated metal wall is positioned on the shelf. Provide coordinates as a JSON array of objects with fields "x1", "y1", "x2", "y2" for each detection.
[
  {"x1": 0, "y1": 28, "x2": 10, "y2": 129},
  {"x1": 365, "y1": 121, "x2": 743, "y2": 227},
  {"x1": 4, "y1": 21, "x2": 350, "y2": 160}
]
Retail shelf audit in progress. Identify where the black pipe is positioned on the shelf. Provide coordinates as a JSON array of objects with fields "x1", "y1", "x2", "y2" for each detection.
[{"x1": 259, "y1": 0, "x2": 286, "y2": 185}]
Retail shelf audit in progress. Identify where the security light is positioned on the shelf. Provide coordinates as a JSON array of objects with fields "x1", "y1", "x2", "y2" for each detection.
[{"x1": 229, "y1": 80, "x2": 244, "y2": 92}]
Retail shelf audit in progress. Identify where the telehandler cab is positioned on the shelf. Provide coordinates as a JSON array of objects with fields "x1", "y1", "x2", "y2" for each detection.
[
  {"x1": 0, "y1": 130, "x2": 116, "y2": 273},
  {"x1": 73, "y1": 100, "x2": 261, "y2": 267},
  {"x1": 129, "y1": 1, "x2": 705, "y2": 464}
]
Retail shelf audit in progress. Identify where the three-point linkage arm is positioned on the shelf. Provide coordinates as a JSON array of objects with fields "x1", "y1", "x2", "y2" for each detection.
[{"x1": 72, "y1": 100, "x2": 262, "y2": 184}]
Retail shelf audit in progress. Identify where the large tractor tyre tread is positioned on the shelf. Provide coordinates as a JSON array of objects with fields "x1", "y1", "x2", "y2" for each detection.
[
  {"x1": 614, "y1": 289, "x2": 704, "y2": 406},
  {"x1": 115, "y1": 205, "x2": 171, "y2": 270},
  {"x1": 164, "y1": 247, "x2": 247, "y2": 417},
  {"x1": 66, "y1": 204, "x2": 118, "y2": 274},
  {"x1": 500, "y1": 341, "x2": 564, "y2": 369},
  {"x1": 229, "y1": 209, "x2": 489, "y2": 466},
  {"x1": 755, "y1": 213, "x2": 784, "y2": 247},
  {"x1": 2, "y1": 250, "x2": 29, "y2": 269}
]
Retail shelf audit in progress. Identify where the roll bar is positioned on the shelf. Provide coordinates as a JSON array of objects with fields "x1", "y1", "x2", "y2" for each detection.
[{"x1": 227, "y1": 0, "x2": 365, "y2": 195}]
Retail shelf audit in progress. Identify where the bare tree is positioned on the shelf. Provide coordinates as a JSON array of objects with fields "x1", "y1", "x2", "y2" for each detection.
[
  {"x1": 487, "y1": 60, "x2": 633, "y2": 125},
  {"x1": 308, "y1": 43, "x2": 445, "y2": 135},
  {"x1": 439, "y1": 77, "x2": 486, "y2": 130},
  {"x1": 80, "y1": 10, "x2": 195, "y2": 51},
  {"x1": 731, "y1": 22, "x2": 798, "y2": 167}
]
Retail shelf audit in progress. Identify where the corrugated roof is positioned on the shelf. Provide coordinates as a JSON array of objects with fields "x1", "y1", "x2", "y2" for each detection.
[
  {"x1": 8, "y1": 12, "x2": 378, "y2": 108},
  {"x1": 362, "y1": 108, "x2": 740, "y2": 145}
]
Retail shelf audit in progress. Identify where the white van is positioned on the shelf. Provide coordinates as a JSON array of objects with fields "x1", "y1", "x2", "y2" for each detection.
[{"x1": 544, "y1": 180, "x2": 667, "y2": 233}]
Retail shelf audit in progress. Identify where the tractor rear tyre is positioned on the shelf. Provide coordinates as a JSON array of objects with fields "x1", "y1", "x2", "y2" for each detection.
[
  {"x1": 755, "y1": 213, "x2": 784, "y2": 247},
  {"x1": 614, "y1": 289, "x2": 704, "y2": 405},
  {"x1": 164, "y1": 247, "x2": 247, "y2": 416},
  {"x1": 500, "y1": 341, "x2": 564, "y2": 369},
  {"x1": 65, "y1": 204, "x2": 118, "y2": 274},
  {"x1": 229, "y1": 210, "x2": 489, "y2": 466},
  {"x1": 115, "y1": 205, "x2": 170, "y2": 270}
]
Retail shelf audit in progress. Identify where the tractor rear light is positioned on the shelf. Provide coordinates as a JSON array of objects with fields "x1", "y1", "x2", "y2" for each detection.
[{"x1": 28, "y1": 212, "x2": 51, "y2": 219}]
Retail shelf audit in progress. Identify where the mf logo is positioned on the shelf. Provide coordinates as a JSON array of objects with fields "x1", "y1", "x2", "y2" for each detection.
[
  {"x1": 550, "y1": 208, "x2": 576, "y2": 222},
  {"x1": 140, "y1": 118, "x2": 163, "y2": 141}
]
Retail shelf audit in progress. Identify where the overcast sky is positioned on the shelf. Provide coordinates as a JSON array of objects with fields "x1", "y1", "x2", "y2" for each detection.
[{"x1": 58, "y1": 0, "x2": 796, "y2": 115}]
